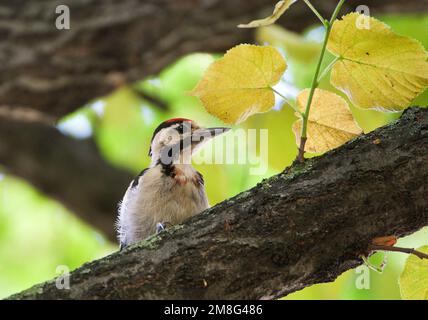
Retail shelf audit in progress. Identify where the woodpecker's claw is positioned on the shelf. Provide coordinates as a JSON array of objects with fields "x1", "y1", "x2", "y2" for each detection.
[
  {"x1": 156, "y1": 222, "x2": 165, "y2": 233},
  {"x1": 156, "y1": 222, "x2": 171, "y2": 234}
]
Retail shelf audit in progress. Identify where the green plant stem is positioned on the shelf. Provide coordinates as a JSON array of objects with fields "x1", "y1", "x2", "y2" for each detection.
[
  {"x1": 317, "y1": 56, "x2": 340, "y2": 83},
  {"x1": 297, "y1": 0, "x2": 345, "y2": 163},
  {"x1": 270, "y1": 87, "x2": 302, "y2": 115},
  {"x1": 303, "y1": 0, "x2": 327, "y2": 27}
]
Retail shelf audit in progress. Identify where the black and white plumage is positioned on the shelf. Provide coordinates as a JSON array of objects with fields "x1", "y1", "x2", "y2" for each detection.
[{"x1": 117, "y1": 118, "x2": 229, "y2": 250}]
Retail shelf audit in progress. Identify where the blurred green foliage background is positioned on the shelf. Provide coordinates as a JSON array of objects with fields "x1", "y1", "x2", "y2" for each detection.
[{"x1": 0, "y1": 14, "x2": 427, "y2": 299}]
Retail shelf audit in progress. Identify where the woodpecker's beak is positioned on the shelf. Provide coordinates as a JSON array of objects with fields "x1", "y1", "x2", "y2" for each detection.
[
  {"x1": 192, "y1": 127, "x2": 230, "y2": 140},
  {"x1": 191, "y1": 127, "x2": 230, "y2": 148}
]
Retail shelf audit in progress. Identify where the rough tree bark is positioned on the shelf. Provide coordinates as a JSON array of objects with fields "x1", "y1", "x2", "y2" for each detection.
[
  {"x1": 8, "y1": 107, "x2": 428, "y2": 300},
  {"x1": 0, "y1": 106, "x2": 132, "y2": 240},
  {"x1": 1, "y1": 0, "x2": 426, "y2": 117}
]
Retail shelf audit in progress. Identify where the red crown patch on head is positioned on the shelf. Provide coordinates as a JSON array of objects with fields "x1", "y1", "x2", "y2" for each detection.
[{"x1": 165, "y1": 118, "x2": 192, "y2": 123}]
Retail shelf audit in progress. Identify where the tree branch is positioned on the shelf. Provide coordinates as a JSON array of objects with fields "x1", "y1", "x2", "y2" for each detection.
[
  {"x1": 0, "y1": 0, "x2": 426, "y2": 118},
  {"x1": 0, "y1": 107, "x2": 133, "y2": 240},
  {"x1": 8, "y1": 107, "x2": 428, "y2": 300}
]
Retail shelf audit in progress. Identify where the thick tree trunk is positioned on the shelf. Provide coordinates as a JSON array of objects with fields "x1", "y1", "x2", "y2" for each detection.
[
  {"x1": 1, "y1": 0, "x2": 426, "y2": 118},
  {"x1": 8, "y1": 107, "x2": 428, "y2": 300}
]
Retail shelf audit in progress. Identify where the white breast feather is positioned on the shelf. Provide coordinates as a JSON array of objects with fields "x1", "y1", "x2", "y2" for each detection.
[{"x1": 117, "y1": 164, "x2": 208, "y2": 247}]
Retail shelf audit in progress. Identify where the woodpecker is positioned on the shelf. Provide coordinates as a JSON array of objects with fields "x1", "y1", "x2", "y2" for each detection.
[{"x1": 117, "y1": 118, "x2": 229, "y2": 250}]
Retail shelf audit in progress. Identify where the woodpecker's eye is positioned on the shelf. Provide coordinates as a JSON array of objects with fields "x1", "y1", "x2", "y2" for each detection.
[{"x1": 176, "y1": 123, "x2": 184, "y2": 134}]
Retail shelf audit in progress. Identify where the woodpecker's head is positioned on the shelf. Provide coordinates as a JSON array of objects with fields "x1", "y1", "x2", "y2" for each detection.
[{"x1": 149, "y1": 118, "x2": 229, "y2": 165}]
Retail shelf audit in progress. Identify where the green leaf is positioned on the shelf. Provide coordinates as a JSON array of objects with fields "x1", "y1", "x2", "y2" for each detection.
[{"x1": 399, "y1": 246, "x2": 428, "y2": 300}]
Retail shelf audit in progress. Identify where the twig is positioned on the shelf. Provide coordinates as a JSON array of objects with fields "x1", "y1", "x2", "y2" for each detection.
[
  {"x1": 297, "y1": 137, "x2": 307, "y2": 162},
  {"x1": 369, "y1": 244, "x2": 428, "y2": 260}
]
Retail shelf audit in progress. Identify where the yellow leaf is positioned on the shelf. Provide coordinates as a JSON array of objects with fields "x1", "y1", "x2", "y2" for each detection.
[
  {"x1": 238, "y1": 0, "x2": 297, "y2": 29},
  {"x1": 399, "y1": 246, "x2": 428, "y2": 300},
  {"x1": 292, "y1": 89, "x2": 362, "y2": 153},
  {"x1": 327, "y1": 13, "x2": 428, "y2": 111},
  {"x1": 190, "y1": 44, "x2": 287, "y2": 124}
]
